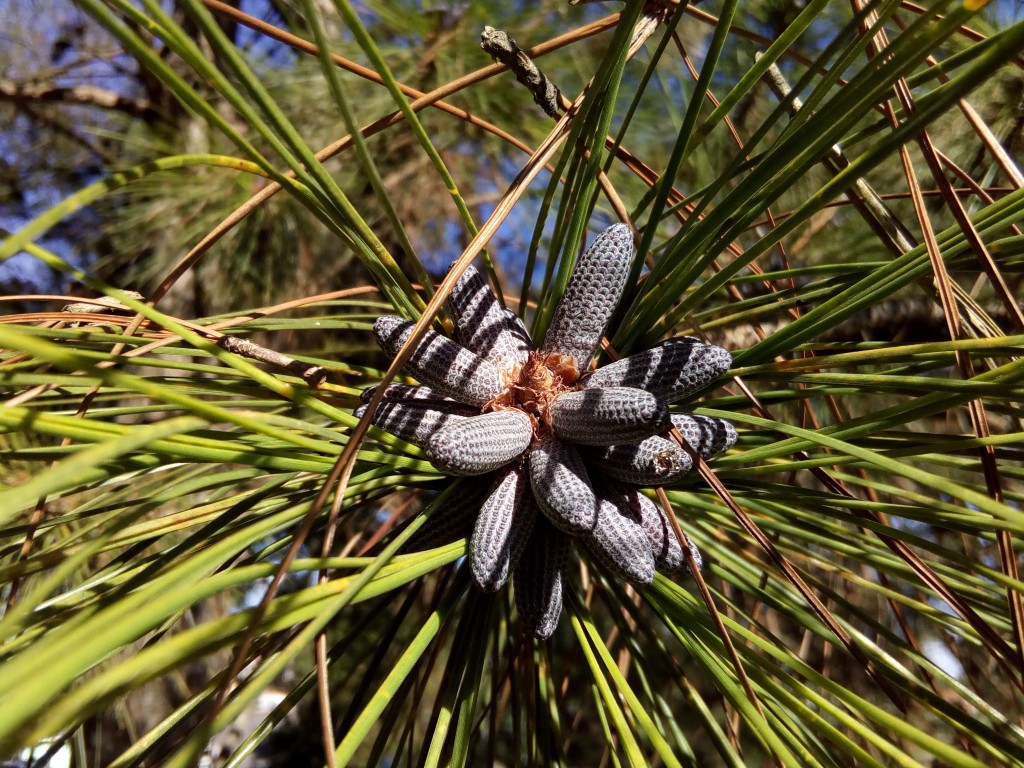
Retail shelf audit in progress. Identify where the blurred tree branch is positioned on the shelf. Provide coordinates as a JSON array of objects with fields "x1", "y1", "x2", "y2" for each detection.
[{"x1": 0, "y1": 78, "x2": 158, "y2": 120}]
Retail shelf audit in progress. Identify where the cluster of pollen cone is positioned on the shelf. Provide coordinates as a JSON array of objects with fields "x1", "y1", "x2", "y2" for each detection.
[{"x1": 359, "y1": 224, "x2": 735, "y2": 638}]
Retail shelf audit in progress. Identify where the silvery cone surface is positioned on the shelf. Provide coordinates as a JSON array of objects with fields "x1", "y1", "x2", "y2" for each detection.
[{"x1": 359, "y1": 224, "x2": 736, "y2": 638}]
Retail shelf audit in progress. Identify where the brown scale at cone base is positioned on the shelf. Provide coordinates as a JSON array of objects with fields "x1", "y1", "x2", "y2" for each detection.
[{"x1": 486, "y1": 351, "x2": 580, "y2": 438}]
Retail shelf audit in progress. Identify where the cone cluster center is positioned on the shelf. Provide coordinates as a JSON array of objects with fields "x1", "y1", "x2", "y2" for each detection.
[{"x1": 487, "y1": 351, "x2": 580, "y2": 437}]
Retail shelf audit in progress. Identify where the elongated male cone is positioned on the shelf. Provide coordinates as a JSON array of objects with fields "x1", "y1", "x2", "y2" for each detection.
[
  {"x1": 373, "y1": 316, "x2": 504, "y2": 406},
  {"x1": 550, "y1": 386, "x2": 669, "y2": 446},
  {"x1": 670, "y1": 414, "x2": 737, "y2": 458},
  {"x1": 584, "y1": 338, "x2": 731, "y2": 402},
  {"x1": 360, "y1": 382, "x2": 452, "y2": 404},
  {"x1": 584, "y1": 434, "x2": 692, "y2": 485},
  {"x1": 528, "y1": 435, "x2": 597, "y2": 533},
  {"x1": 426, "y1": 409, "x2": 533, "y2": 475},
  {"x1": 447, "y1": 264, "x2": 533, "y2": 374},
  {"x1": 514, "y1": 518, "x2": 570, "y2": 639},
  {"x1": 542, "y1": 224, "x2": 633, "y2": 369},
  {"x1": 584, "y1": 492, "x2": 655, "y2": 585},
  {"x1": 618, "y1": 485, "x2": 701, "y2": 575},
  {"x1": 355, "y1": 400, "x2": 476, "y2": 450},
  {"x1": 471, "y1": 465, "x2": 538, "y2": 592}
]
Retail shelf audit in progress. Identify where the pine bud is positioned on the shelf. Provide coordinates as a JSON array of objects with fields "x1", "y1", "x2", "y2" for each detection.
[
  {"x1": 447, "y1": 264, "x2": 533, "y2": 374},
  {"x1": 373, "y1": 316, "x2": 504, "y2": 406},
  {"x1": 583, "y1": 492, "x2": 655, "y2": 585},
  {"x1": 583, "y1": 338, "x2": 731, "y2": 402},
  {"x1": 514, "y1": 518, "x2": 570, "y2": 639},
  {"x1": 541, "y1": 224, "x2": 633, "y2": 369},
  {"x1": 426, "y1": 410, "x2": 534, "y2": 476},
  {"x1": 471, "y1": 465, "x2": 538, "y2": 592},
  {"x1": 528, "y1": 435, "x2": 597, "y2": 534},
  {"x1": 550, "y1": 386, "x2": 669, "y2": 446},
  {"x1": 355, "y1": 400, "x2": 476, "y2": 449}
]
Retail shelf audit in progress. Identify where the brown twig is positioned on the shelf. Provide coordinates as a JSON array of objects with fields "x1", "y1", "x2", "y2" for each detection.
[
  {"x1": 0, "y1": 78, "x2": 158, "y2": 119},
  {"x1": 216, "y1": 336, "x2": 327, "y2": 388},
  {"x1": 480, "y1": 27, "x2": 561, "y2": 118}
]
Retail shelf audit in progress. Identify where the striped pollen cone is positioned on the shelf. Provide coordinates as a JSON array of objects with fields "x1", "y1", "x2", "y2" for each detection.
[
  {"x1": 617, "y1": 485, "x2": 700, "y2": 575},
  {"x1": 513, "y1": 518, "x2": 571, "y2": 639},
  {"x1": 528, "y1": 435, "x2": 597, "y2": 534},
  {"x1": 583, "y1": 338, "x2": 731, "y2": 402},
  {"x1": 584, "y1": 434, "x2": 692, "y2": 485},
  {"x1": 447, "y1": 264, "x2": 533, "y2": 374},
  {"x1": 583, "y1": 492, "x2": 656, "y2": 585},
  {"x1": 550, "y1": 386, "x2": 670, "y2": 446},
  {"x1": 503, "y1": 309, "x2": 532, "y2": 347},
  {"x1": 541, "y1": 224, "x2": 634, "y2": 369},
  {"x1": 471, "y1": 465, "x2": 538, "y2": 592},
  {"x1": 355, "y1": 400, "x2": 476, "y2": 450},
  {"x1": 671, "y1": 414, "x2": 738, "y2": 458},
  {"x1": 426, "y1": 409, "x2": 534, "y2": 475},
  {"x1": 360, "y1": 382, "x2": 453, "y2": 404},
  {"x1": 373, "y1": 315, "x2": 504, "y2": 407}
]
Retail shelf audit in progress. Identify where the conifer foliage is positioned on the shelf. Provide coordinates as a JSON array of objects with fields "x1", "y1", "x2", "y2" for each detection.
[{"x1": 0, "y1": 1, "x2": 1022, "y2": 765}]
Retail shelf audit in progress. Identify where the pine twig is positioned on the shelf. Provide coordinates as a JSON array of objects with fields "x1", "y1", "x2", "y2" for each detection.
[
  {"x1": 480, "y1": 26, "x2": 561, "y2": 118},
  {"x1": 216, "y1": 335, "x2": 327, "y2": 387}
]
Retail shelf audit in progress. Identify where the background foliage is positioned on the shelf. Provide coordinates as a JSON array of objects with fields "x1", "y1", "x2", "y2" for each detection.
[{"x1": 2, "y1": 0, "x2": 1023, "y2": 765}]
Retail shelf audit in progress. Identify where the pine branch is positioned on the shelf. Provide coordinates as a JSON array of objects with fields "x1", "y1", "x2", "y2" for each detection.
[{"x1": 0, "y1": 79, "x2": 158, "y2": 120}]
